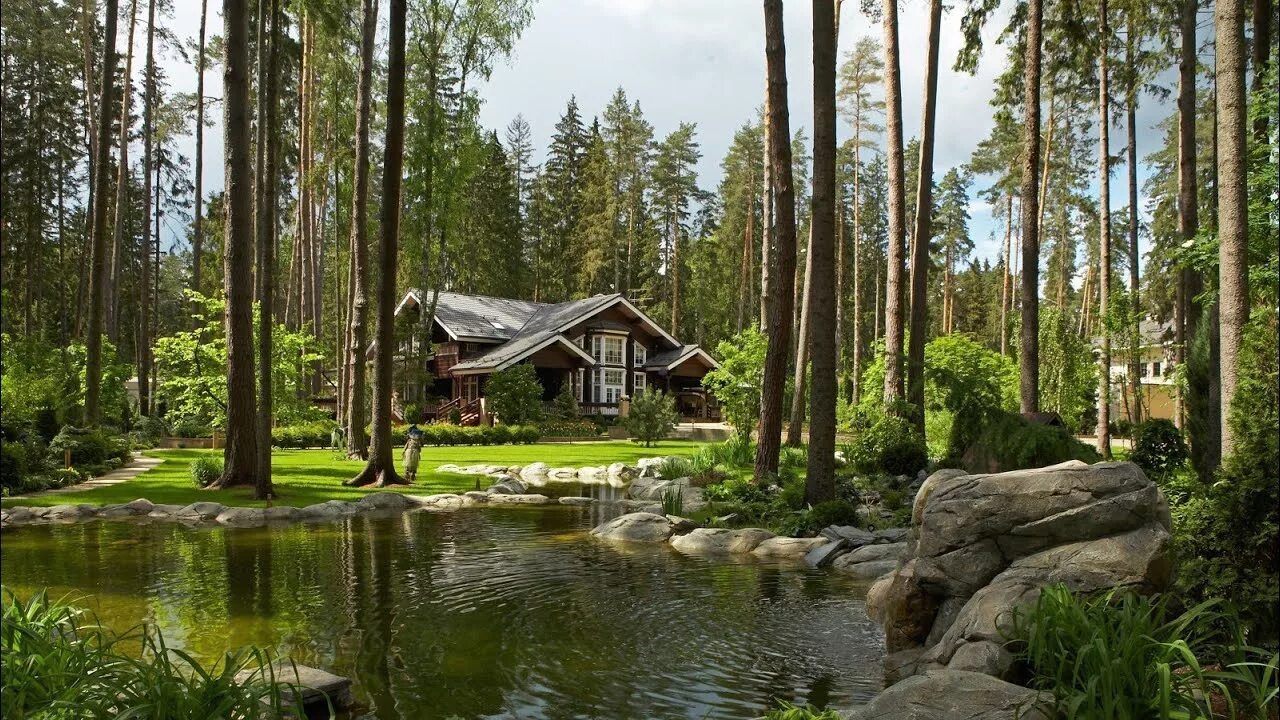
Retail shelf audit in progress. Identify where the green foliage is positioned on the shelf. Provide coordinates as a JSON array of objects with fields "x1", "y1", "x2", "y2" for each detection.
[
  {"x1": 134, "y1": 414, "x2": 169, "y2": 442},
  {"x1": 1037, "y1": 306, "x2": 1097, "y2": 433},
  {"x1": 550, "y1": 382, "x2": 580, "y2": 420},
  {"x1": 655, "y1": 455, "x2": 696, "y2": 480},
  {"x1": 189, "y1": 456, "x2": 223, "y2": 488},
  {"x1": 1012, "y1": 585, "x2": 1278, "y2": 720},
  {"x1": 848, "y1": 413, "x2": 927, "y2": 477},
  {"x1": 622, "y1": 390, "x2": 679, "y2": 447},
  {"x1": 1130, "y1": 419, "x2": 1188, "y2": 480},
  {"x1": 703, "y1": 328, "x2": 767, "y2": 439},
  {"x1": 0, "y1": 334, "x2": 131, "y2": 434},
  {"x1": 1, "y1": 588, "x2": 313, "y2": 718},
  {"x1": 536, "y1": 419, "x2": 600, "y2": 438},
  {"x1": 271, "y1": 420, "x2": 339, "y2": 449},
  {"x1": 795, "y1": 500, "x2": 861, "y2": 535},
  {"x1": 152, "y1": 292, "x2": 325, "y2": 431},
  {"x1": 924, "y1": 334, "x2": 1019, "y2": 458},
  {"x1": 383, "y1": 424, "x2": 542, "y2": 447},
  {"x1": 960, "y1": 411, "x2": 1099, "y2": 473},
  {"x1": 485, "y1": 363, "x2": 545, "y2": 426},
  {"x1": 48, "y1": 426, "x2": 130, "y2": 469},
  {"x1": 703, "y1": 475, "x2": 772, "y2": 505},
  {"x1": 660, "y1": 486, "x2": 684, "y2": 515},
  {"x1": 760, "y1": 701, "x2": 841, "y2": 720}
]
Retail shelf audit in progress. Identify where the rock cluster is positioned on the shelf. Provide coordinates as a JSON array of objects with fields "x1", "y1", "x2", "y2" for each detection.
[{"x1": 849, "y1": 460, "x2": 1172, "y2": 717}]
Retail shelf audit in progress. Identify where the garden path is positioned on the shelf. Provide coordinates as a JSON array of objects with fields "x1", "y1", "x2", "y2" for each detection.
[{"x1": 10, "y1": 453, "x2": 165, "y2": 499}]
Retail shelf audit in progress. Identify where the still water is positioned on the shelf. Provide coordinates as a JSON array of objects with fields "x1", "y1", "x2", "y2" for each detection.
[{"x1": 0, "y1": 506, "x2": 885, "y2": 719}]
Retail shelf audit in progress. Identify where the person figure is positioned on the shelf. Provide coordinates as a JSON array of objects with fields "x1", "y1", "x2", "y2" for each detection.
[{"x1": 402, "y1": 423, "x2": 425, "y2": 482}]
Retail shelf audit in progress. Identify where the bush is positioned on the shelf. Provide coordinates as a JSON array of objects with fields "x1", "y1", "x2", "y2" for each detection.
[
  {"x1": 486, "y1": 363, "x2": 545, "y2": 426},
  {"x1": 170, "y1": 419, "x2": 212, "y2": 438},
  {"x1": 762, "y1": 702, "x2": 841, "y2": 720},
  {"x1": 703, "y1": 328, "x2": 767, "y2": 439},
  {"x1": 848, "y1": 413, "x2": 927, "y2": 476},
  {"x1": 135, "y1": 414, "x2": 169, "y2": 442},
  {"x1": 189, "y1": 456, "x2": 223, "y2": 488},
  {"x1": 271, "y1": 421, "x2": 337, "y2": 449},
  {"x1": 622, "y1": 390, "x2": 679, "y2": 447},
  {"x1": 799, "y1": 500, "x2": 861, "y2": 534},
  {"x1": 654, "y1": 455, "x2": 695, "y2": 480},
  {"x1": 537, "y1": 419, "x2": 599, "y2": 438},
  {"x1": 958, "y1": 411, "x2": 1100, "y2": 474},
  {"x1": 1129, "y1": 419, "x2": 1188, "y2": 479},
  {"x1": 1012, "y1": 585, "x2": 1278, "y2": 720},
  {"x1": 703, "y1": 475, "x2": 773, "y2": 505},
  {"x1": 48, "y1": 426, "x2": 129, "y2": 468},
  {"x1": 550, "y1": 383, "x2": 580, "y2": 420}
]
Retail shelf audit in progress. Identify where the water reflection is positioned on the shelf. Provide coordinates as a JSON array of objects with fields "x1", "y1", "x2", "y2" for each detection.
[{"x1": 1, "y1": 508, "x2": 885, "y2": 719}]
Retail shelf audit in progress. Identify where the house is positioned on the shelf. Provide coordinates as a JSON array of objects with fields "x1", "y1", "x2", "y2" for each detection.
[
  {"x1": 1103, "y1": 318, "x2": 1179, "y2": 424},
  {"x1": 390, "y1": 290, "x2": 721, "y2": 424}
]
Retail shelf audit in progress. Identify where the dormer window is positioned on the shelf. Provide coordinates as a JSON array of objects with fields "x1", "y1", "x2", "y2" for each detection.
[{"x1": 634, "y1": 341, "x2": 647, "y2": 366}]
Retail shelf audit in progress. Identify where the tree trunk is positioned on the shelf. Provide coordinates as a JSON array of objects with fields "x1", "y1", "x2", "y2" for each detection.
[
  {"x1": 806, "y1": 0, "x2": 838, "y2": 504},
  {"x1": 760, "y1": 81, "x2": 773, "y2": 334},
  {"x1": 1000, "y1": 193, "x2": 1013, "y2": 355},
  {"x1": 213, "y1": 0, "x2": 259, "y2": 489},
  {"x1": 138, "y1": 0, "x2": 156, "y2": 417},
  {"x1": 345, "y1": 0, "x2": 377, "y2": 460},
  {"x1": 85, "y1": 0, "x2": 121, "y2": 425},
  {"x1": 1216, "y1": 0, "x2": 1249, "y2": 458},
  {"x1": 77, "y1": 0, "x2": 99, "y2": 339},
  {"x1": 350, "y1": 0, "x2": 409, "y2": 487},
  {"x1": 881, "y1": 0, "x2": 907, "y2": 406},
  {"x1": 254, "y1": 0, "x2": 281, "y2": 500},
  {"x1": 788, "y1": 225, "x2": 813, "y2": 446},
  {"x1": 1096, "y1": 0, "x2": 1113, "y2": 459},
  {"x1": 754, "y1": 0, "x2": 798, "y2": 482},
  {"x1": 906, "y1": 0, "x2": 941, "y2": 433},
  {"x1": 108, "y1": 0, "x2": 138, "y2": 341},
  {"x1": 1125, "y1": 19, "x2": 1142, "y2": 426},
  {"x1": 1177, "y1": 0, "x2": 1201, "y2": 433},
  {"x1": 192, "y1": 0, "x2": 207, "y2": 297},
  {"x1": 850, "y1": 124, "x2": 863, "y2": 404},
  {"x1": 738, "y1": 163, "x2": 756, "y2": 333},
  {"x1": 1019, "y1": 0, "x2": 1043, "y2": 414},
  {"x1": 1252, "y1": 0, "x2": 1272, "y2": 141}
]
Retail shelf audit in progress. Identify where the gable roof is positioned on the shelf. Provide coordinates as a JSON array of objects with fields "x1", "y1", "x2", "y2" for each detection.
[
  {"x1": 451, "y1": 332, "x2": 596, "y2": 374},
  {"x1": 398, "y1": 289, "x2": 543, "y2": 341},
  {"x1": 644, "y1": 344, "x2": 722, "y2": 371}
]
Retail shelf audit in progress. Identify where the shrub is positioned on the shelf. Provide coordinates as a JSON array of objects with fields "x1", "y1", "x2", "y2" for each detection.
[
  {"x1": 848, "y1": 413, "x2": 927, "y2": 476},
  {"x1": 622, "y1": 390, "x2": 679, "y2": 447},
  {"x1": 537, "y1": 419, "x2": 599, "y2": 438},
  {"x1": 800, "y1": 500, "x2": 860, "y2": 534},
  {"x1": 510, "y1": 425, "x2": 541, "y2": 444},
  {"x1": 135, "y1": 414, "x2": 169, "y2": 441},
  {"x1": 1129, "y1": 419, "x2": 1188, "y2": 479},
  {"x1": 550, "y1": 382, "x2": 580, "y2": 420},
  {"x1": 762, "y1": 702, "x2": 841, "y2": 720},
  {"x1": 48, "y1": 426, "x2": 129, "y2": 468},
  {"x1": 170, "y1": 419, "x2": 212, "y2": 438},
  {"x1": 654, "y1": 455, "x2": 695, "y2": 480},
  {"x1": 189, "y1": 456, "x2": 223, "y2": 488},
  {"x1": 958, "y1": 411, "x2": 1100, "y2": 474},
  {"x1": 1012, "y1": 585, "x2": 1278, "y2": 720},
  {"x1": 703, "y1": 475, "x2": 773, "y2": 505},
  {"x1": 485, "y1": 363, "x2": 545, "y2": 425},
  {"x1": 703, "y1": 328, "x2": 767, "y2": 439},
  {"x1": 447, "y1": 408, "x2": 463, "y2": 425},
  {"x1": 271, "y1": 421, "x2": 337, "y2": 449},
  {"x1": 660, "y1": 486, "x2": 684, "y2": 515}
]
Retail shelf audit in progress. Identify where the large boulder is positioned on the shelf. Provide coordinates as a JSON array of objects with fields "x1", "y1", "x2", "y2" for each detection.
[
  {"x1": 216, "y1": 507, "x2": 266, "y2": 527},
  {"x1": 175, "y1": 501, "x2": 227, "y2": 522},
  {"x1": 750, "y1": 536, "x2": 829, "y2": 559},
  {"x1": 487, "y1": 477, "x2": 528, "y2": 495},
  {"x1": 590, "y1": 512, "x2": 676, "y2": 543},
  {"x1": 845, "y1": 670, "x2": 1049, "y2": 720},
  {"x1": 485, "y1": 493, "x2": 550, "y2": 505},
  {"x1": 357, "y1": 492, "x2": 417, "y2": 510},
  {"x1": 670, "y1": 527, "x2": 776, "y2": 555},
  {"x1": 519, "y1": 462, "x2": 550, "y2": 480},
  {"x1": 864, "y1": 460, "x2": 1173, "y2": 689},
  {"x1": 298, "y1": 500, "x2": 359, "y2": 520}
]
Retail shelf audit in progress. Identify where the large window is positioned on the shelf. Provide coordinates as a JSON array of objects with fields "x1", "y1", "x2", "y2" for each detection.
[
  {"x1": 634, "y1": 372, "x2": 646, "y2": 395},
  {"x1": 589, "y1": 334, "x2": 627, "y2": 365},
  {"x1": 596, "y1": 368, "x2": 625, "y2": 404},
  {"x1": 463, "y1": 375, "x2": 480, "y2": 402}
]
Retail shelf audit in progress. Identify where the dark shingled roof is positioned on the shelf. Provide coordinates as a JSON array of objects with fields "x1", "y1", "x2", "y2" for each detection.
[
  {"x1": 450, "y1": 294, "x2": 621, "y2": 372},
  {"x1": 405, "y1": 289, "x2": 544, "y2": 341}
]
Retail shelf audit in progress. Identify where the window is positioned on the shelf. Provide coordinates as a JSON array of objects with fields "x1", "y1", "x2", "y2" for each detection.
[
  {"x1": 592, "y1": 336, "x2": 624, "y2": 365},
  {"x1": 597, "y1": 368, "x2": 625, "y2": 404},
  {"x1": 1140, "y1": 364, "x2": 1148, "y2": 378},
  {"x1": 633, "y1": 372, "x2": 646, "y2": 395},
  {"x1": 634, "y1": 341, "x2": 647, "y2": 366},
  {"x1": 463, "y1": 375, "x2": 480, "y2": 402},
  {"x1": 1151, "y1": 361, "x2": 1161, "y2": 378}
]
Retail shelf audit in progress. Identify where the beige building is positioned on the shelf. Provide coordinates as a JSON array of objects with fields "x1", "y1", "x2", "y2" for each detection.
[{"x1": 1106, "y1": 319, "x2": 1178, "y2": 424}]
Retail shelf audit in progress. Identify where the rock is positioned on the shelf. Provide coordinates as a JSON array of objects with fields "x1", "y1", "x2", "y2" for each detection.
[
  {"x1": 506, "y1": 465, "x2": 523, "y2": 477},
  {"x1": 547, "y1": 467, "x2": 578, "y2": 479},
  {"x1": 235, "y1": 663, "x2": 354, "y2": 713},
  {"x1": 606, "y1": 462, "x2": 633, "y2": 478},
  {"x1": 519, "y1": 462, "x2": 550, "y2": 479},
  {"x1": 577, "y1": 466, "x2": 606, "y2": 481},
  {"x1": 670, "y1": 527, "x2": 775, "y2": 555},
  {"x1": 868, "y1": 461, "x2": 1173, "y2": 684},
  {"x1": 435, "y1": 464, "x2": 463, "y2": 474},
  {"x1": 485, "y1": 493, "x2": 550, "y2": 505},
  {"x1": 590, "y1": 512, "x2": 675, "y2": 543},
  {"x1": 628, "y1": 477, "x2": 683, "y2": 501},
  {"x1": 805, "y1": 539, "x2": 851, "y2": 568},
  {"x1": 216, "y1": 507, "x2": 266, "y2": 526},
  {"x1": 834, "y1": 558, "x2": 899, "y2": 580},
  {"x1": 175, "y1": 501, "x2": 227, "y2": 521},
  {"x1": 665, "y1": 515, "x2": 698, "y2": 535},
  {"x1": 298, "y1": 500, "x2": 358, "y2": 519},
  {"x1": 461, "y1": 491, "x2": 490, "y2": 505},
  {"x1": 612, "y1": 498, "x2": 663, "y2": 514},
  {"x1": 750, "y1": 536, "x2": 829, "y2": 559},
  {"x1": 96, "y1": 503, "x2": 136, "y2": 518},
  {"x1": 874, "y1": 528, "x2": 909, "y2": 544},
  {"x1": 846, "y1": 670, "x2": 1049, "y2": 720},
  {"x1": 263, "y1": 506, "x2": 300, "y2": 521},
  {"x1": 418, "y1": 493, "x2": 464, "y2": 507},
  {"x1": 487, "y1": 477, "x2": 528, "y2": 495},
  {"x1": 558, "y1": 496, "x2": 595, "y2": 506},
  {"x1": 822, "y1": 525, "x2": 877, "y2": 546},
  {"x1": 124, "y1": 498, "x2": 155, "y2": 514},
  {"x1": 44, "y1": 504, "x2": 95, "y2": 521},
  {"x1": 147, "y1": 504, "x2": 184, "y2": 519},
  {"x1": 357, "y1": 492, "x2": 417, "y2": 510}
]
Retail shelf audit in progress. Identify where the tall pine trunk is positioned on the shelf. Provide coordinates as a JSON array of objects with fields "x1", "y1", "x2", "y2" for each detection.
[
  {"x1": 345, "y1": 0, "x2": 377, "y2": 459},
  {"x1": 138, "y1": 0, "x2": 156, "y2": 417},
  {"x1": 1177, "y1": 0, "x2": 1201, "y2": 432},
  {"x1": 85, "y1": 0, "x2": 121, "y2": 425},
  {"x1": 754, "y1": 0, "x2": 798, "y2": 482},
  {"x1": 1000, "y1": 193, "x2": 1013, "y2": 355},
  {"x1": 850, "y1": 123, "x2": 863, "y2": 404},
  {"x1": 214, "y1": 0, "x2": 259, "y2": 489},
  {"x1": 254, "y1": 0, "x2": 281, "y2": 500},
  {"x1": 760, "y1": 82, "x2": 773, "y2": 334},
  {"x1": 350, "y1": 0, "x2": 409, "y2": 487},
  {"x1": 881, "y1": 0, "x2": 907, "y2": 406},
  {"x1": 1019, "y1": 0, "x2": 1044, "y2": 414},
  {"x1": 1126, "y1": 19, "x2": 1141, "y2": 425},
  {"x1": 192, "y1": 0, "x2": 207, "y2": 297},
  {"x1": 108, "y1": 0, "x2": 139, "y2": 341},
  {"x1": 788, "y1": 226, "x2": 813, "y2": 446},
  {"x1": 805, "y1": 0, "x2": 838, "y2": 504},
  {"x1": 1096, "y1": 0, "x2": 1113, "y2": 458},
  {"x1": 1216, "y1": 0, "x2": 1249, "y2": 458},
  {"x1": 906, "y1": 0, "x2": 941, "y2": 433}
]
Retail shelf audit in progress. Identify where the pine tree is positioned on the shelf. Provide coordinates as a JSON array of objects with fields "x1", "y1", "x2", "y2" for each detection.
[{"x1": 653, "y1": 122, "x2": 701, "y2": 335}]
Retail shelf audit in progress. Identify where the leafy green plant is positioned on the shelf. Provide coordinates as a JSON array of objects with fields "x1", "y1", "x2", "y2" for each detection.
[
  {"x1": 1130, "y1": 419, "x2": 1189, "y2": 479},
  {"x1": 759, "y1": 701, "x2": 841, "y2": 719},
  {"x1": 48, "y1": 426, "x2": 130, "y2": 468},
  {"x1": 189, "y1": 456, "x2": 224, "y2": 488},
  {"x1": 959, "y1": 410, "x2": 1100, "y2": 473},
  {"x1": 485, "y1": 363, "x2": 545, "y2": 426},
  {"x1": 550, "y1": 382, "x2": 580, "y2": 419},
  {"x1": 660, "y1": 486, "x2": 684, "y2": 515},
  {"x1": 703, "y1": 328, "x2": 767, "y2": 440},
  {"x1": 537, "y1": 418, "x2": 599, "y2": 438},
  {"x1": 622, "y1": 389, "x2": 679, "y2": 447},
  {"x1": 703, "y1": 475, "x2": 773, "y2": 505},
  {"x1": 848, "y1": 413, "x2": 927, "y2": 476},
  {"x1": 1011, "y1": 585, "x2": 1278, "y2": 720}
]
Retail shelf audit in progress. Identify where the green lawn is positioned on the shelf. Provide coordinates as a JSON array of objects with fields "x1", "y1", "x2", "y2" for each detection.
[{"x1": 2, "y1": 441, "x2": 706, "y2": 509}]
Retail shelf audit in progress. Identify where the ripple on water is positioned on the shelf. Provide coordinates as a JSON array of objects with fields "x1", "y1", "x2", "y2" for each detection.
[{"x1": 0, "y1": 508, "x2": 885, "y2": 719}]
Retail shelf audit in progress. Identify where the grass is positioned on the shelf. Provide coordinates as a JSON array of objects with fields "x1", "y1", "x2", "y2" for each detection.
[{"x1": 2, "y1": 441, "x2": 706, "y2": 509}]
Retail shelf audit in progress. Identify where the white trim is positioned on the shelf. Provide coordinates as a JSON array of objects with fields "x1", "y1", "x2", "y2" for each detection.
[
  {"x1": 555, "y1": 294, "x2": 681, "y2": 349},
  {"x1": 487, "y1": 334, "x2": 597, "y2": 372},
  {"x1": 394, "y1": 290, "x2": 464, "y2": 341},
  {"x1": 662, "y1": 347, "x2": 721, "y2": 371}
]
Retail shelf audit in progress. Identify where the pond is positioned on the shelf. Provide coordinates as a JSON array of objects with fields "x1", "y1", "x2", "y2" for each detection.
[{"x1": 0, "y1": 506, "x2": 885, "y2": 719}]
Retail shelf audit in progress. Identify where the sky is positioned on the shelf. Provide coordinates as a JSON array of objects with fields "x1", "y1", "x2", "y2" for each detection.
[{"x1": 156, "y1": 0, "x2": 1178, "y2": 265}]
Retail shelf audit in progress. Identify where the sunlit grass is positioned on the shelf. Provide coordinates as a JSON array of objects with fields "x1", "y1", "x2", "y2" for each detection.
[{"x1": 2, "y1": 441, "x2": 706, "y2": 509}]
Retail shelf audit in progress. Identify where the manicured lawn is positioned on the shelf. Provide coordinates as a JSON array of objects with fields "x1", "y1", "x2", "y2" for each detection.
[{"x1": 2, "y1": 441, "x2": 706, "y2": 509}]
